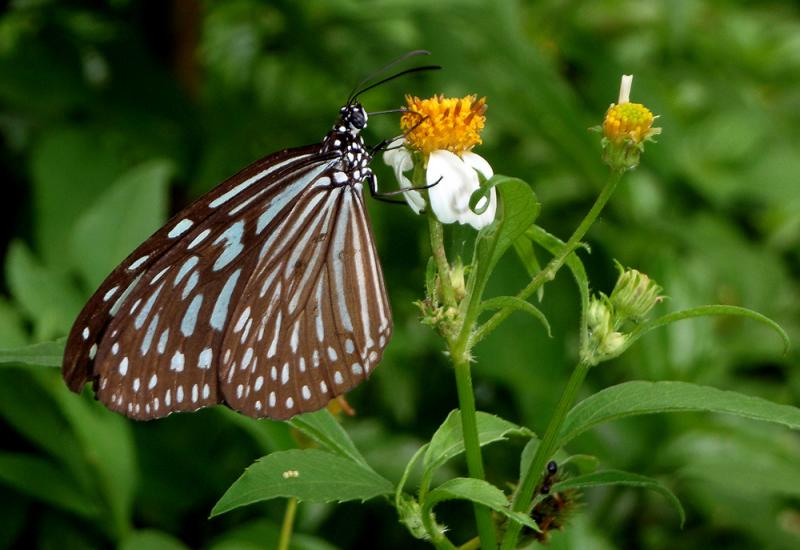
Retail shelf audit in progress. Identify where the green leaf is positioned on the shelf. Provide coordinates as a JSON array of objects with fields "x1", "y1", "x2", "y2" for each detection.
[
  {"x1": 552, "y1": 470, "x2": 685, "y2": 527},
  {"x1": 30, "y1": 127, "x2": 129, "y2": 270},
  {"x1": 424, "y1": 410, "x2": 532, "y2": 474},
  {"x1": 480, "y1": 296, "x2": 551, "y2": 337},
  {"x1": 70, "y1": 159, "x2": 173, "y2": 289},
  {"x1": 0, "y1": 369, "x2": 88, "y2": 479},
  {"x1": 289, "y1": 409, "x2": 368, "y2": 467},
  {"x1": 525, "y1": 225, "x2": 590, "y2": 346},
  {"x1": 5, "y1": 241, "x2": 84, "y2": 340},
  {"x1": 627, "y1": 305, "x2": 790, "y2": 356},
  {"x1": 465, "y1": 177, "x2": 539, "y2": 328},
  {"x1": 119, "y1": 529, "x2": 189, "y2": 550},
  {"x1": 47, "y1": 377, "x2": 138, "y2": 540},
  {"x1": 396, "y1": 444, "x2": 428, "y2": 509},
  {"x1": 560, "y1": 381, "x2": 800, "y2": 446},
  {"x1": 0, "y1": 452, "x2": 101, "y2": 519},
  {"x1": 423, "y1": 478, "x2": 539, "y2": 532},
  {"x1": 512, "y1": 235, "x2": 544, "y2": 301},
  {"x1": 210, "y1": 449, "x2": 394, "y2": 517},
  {"x1": 0, "y1": 340, "x2": 64, "y2": 368},
  {"x1": 0, "y1": 297, "x2": 27, "y2": 348}
]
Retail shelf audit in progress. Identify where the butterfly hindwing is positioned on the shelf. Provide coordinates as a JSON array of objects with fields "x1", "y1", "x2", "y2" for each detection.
[{"x1": 220, "y1": 184, "x2": 392, "y2": 418}]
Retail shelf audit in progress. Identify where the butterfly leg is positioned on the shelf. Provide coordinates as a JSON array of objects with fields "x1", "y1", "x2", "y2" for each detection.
[{"x1": 367, "y1": 172, "x2": 442, "y2": 205}]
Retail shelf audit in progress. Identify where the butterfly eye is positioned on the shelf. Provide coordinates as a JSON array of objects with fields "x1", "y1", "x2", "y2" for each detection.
[{"x1": 349, "y1": 108, "x2": 367, "y2": 130}]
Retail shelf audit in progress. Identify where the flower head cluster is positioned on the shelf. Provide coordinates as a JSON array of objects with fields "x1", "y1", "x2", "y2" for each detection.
[
  {"x1": 599, "y1": 75, "x2": 661, "y2": 171},
  {"x1": 384, "y1": 94, "x2": 496, "y2": 230},
  {"x1": 583, "y1": 263, "x2": 663, "y2": 365}
]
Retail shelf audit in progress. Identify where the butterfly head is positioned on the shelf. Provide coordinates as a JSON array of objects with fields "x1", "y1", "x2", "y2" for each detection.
[{"x1": 338, "y1": 103, "x2": 368, "y2": 135}]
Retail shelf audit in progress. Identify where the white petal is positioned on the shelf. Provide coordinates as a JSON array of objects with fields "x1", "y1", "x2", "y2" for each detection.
[
  {"x1": 464, "y1": 186, "x2": 497, "y2": 230},
  {"x1": 461, "y1": 152, "x2": 494, "y2": 180},
  {"x1": 426, "y1": 150, "x2": 480, "y2": 225},
  {"x1": 382, "y1": 139, "x2": 410, "y2": 169},
  {"x1": 460, "y1": 152, "x2": 497, "y2": 229},
  {"x1": 619, "y1": 75, "x2": 633, "y2": 104},
  {"x1": 382, "y1": 139, "x2": 424, "y2": 214},
  {"x1": 396, "y1": 171, "x2": 426, "y2": 214}
]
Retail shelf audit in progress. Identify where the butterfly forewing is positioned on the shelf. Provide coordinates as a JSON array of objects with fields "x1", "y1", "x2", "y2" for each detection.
[{"x1": 63, "y1": 125, "x2": 392, "y2": 420}]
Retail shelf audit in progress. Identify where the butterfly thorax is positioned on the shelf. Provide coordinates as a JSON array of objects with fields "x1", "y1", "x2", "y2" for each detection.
[{"x1": 321, "y1": 103, "x2": 373, "y2": 188}]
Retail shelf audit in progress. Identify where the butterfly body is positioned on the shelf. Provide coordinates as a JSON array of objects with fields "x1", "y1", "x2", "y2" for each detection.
[{"x1": 63, "y1": 102, "x2": 392, "y2": 420}]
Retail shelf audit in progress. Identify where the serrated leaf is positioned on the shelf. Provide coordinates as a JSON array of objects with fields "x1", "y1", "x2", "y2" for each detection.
[
  {"x1": 0, "y1": 340, "x2": 64, "y2": 368},
  {"x1": 289, "y1": 409, "x2": 368, "y2": 467},
  {"x1": 480, "y1": 296, "x2": 551, "y2": 337},
  {"x1": 424, "y1": 410, "x2": 532, "y2": 474},
  {"x1": 423, "y1": 478, "x2": 539, "y2": 532},
  {"x1": 211, "y1": 449, "x2": 393, "y2": 517},
  {"x1": 0, "y1": 452, "x2": 101, "y2": 519},
  {"x1": 560, "y1": 381, "x2": 800, "y2": 446},
  {"x1": 71, "y1": 159, "x2": 173, "y2": 289},
  {"x1": 552, "y1": 470, "x2": 685, "y2": 526}
]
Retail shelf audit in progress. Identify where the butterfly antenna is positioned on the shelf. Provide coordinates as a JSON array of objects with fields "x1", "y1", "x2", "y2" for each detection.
[
  {"x1": 348, "y1": 51, "x2": 440, "y2": 103},
  {"x1": 350, "y1": 65, "x2": 441, "y2": 103}
]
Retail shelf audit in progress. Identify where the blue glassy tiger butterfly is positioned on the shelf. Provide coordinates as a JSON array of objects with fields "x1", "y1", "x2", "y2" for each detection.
[{"x1": 62, "y1": 51, "x2": 438, "y2": 420}]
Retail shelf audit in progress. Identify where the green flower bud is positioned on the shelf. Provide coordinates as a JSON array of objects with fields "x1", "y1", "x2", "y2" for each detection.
[{"x1": 609, "y1": 264, "x2": 663, "y2": 322}]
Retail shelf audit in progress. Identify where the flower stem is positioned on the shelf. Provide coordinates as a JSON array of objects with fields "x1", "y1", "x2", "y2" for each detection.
[
  {"x1": 452, "y1": 352, "x2": 497, "y2": 550},
  {"x1": 277, "y1": 497, "x2": 297, "y2": 550},
  {"x1": 428, "y1": 215, "x2": 457, "y2": 308},
  {"x1": 427, "y1": 210, "x2": 495, "y2": 548},
  {"x1": 471, "y1": 170, "x2": 624, "y2": 347},
  {"x1": 500, "y1": 360, "x2": 592, "y2": 550}
]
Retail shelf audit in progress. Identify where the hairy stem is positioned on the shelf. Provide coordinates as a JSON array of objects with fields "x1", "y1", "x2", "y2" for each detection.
[{"x1": 501, "y1": 360, "x2": 592, "y2": 549}]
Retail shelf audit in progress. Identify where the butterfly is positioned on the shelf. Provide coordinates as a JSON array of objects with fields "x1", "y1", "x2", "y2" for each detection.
[{"x1": 62, "y1": 52, "x2": 437, "y2": 421}]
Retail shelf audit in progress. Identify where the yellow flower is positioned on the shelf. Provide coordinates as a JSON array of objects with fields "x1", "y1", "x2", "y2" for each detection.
[
  {"x1": 603, "y1": 102, "x2": 655, "y2": 144},
  {"x1": 384, "y1": 94, "x2": 496, "y2": 230},
  {"x1": 598, "y1": 75, "x2": 660, "y2": 171},
  {"x1": 400, "y1": 94, "x2": 487, "y2": 155}
]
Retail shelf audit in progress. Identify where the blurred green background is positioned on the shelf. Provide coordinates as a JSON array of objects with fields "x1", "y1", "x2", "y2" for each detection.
[{"x1": 1, "y1": 0, "x2": 799, "y2": 548}]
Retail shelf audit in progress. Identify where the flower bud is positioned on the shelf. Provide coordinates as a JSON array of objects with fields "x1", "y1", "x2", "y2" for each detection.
[{"x1": 609, "y1": 264, "x2": 663, "y2": 322}]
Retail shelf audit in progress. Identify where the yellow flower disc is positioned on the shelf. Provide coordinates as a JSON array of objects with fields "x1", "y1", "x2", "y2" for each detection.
[
  {"x1": 401, "y1": 94, "x2": 487, "y2": 156},
  {"x1": 603, "y1": 102, "x2": 654, "y2": 143}
]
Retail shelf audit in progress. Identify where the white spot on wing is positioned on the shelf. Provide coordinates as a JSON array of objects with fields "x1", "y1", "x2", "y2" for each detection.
[
  {"x1": 198, "y1": 348, "x2": 213, "y2": 370},
  {"x1": 168, "y1": 218, "x2": 194, "y2": 238}
]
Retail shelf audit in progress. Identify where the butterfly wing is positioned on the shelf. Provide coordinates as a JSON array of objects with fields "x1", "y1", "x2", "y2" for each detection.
[
  {"x1": 62, "y1": 144, "x2": 388, "y2": 419},
  {"x1": 219, "y1": 182, "x2": 392, "y2": 418}
]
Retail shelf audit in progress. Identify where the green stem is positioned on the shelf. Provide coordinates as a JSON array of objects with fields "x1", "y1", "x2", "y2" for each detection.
[
  {"x1": 500, "y1": 360, "x2": 592, "y2": 550},
  {"x1": 277, "y1": 497, "x2": 297, "y2": 550},
  {"x1": 453, "y1": 353, "x2": 497, "y2": 550},
  {"x1": 471, "y1": 170, "x2": 624, "y2": 347},
  {"x1": 426, "y1": 204, "x2": 494, "y2": 548},
  {"x1": 429, "y1": 214, "x2": 457, "y2": 308}
]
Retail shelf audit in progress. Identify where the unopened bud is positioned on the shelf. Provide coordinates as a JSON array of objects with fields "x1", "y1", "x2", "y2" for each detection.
[{"x1": 610, "y1": 264, "x2": 663, "y2": 322}]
